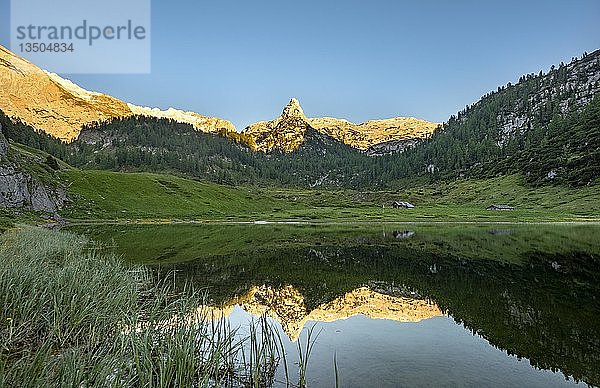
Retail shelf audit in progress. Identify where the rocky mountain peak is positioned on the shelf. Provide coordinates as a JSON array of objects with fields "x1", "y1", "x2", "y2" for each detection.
[
  {"x1": 243, "y1": 97, "x2": 439, "y2": 153},
  {"x1": 243, "y1": 98, "x2": 313, "y2": 152},
  {"x1": 274, "y1": 98, "x2": 310, "y2": 132},
  {"x1": 281, "y1": 98, "x2": 306, "y2": 121}
]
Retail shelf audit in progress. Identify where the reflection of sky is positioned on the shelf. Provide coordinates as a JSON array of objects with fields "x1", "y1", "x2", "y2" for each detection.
[{"x1": 226, "y1": 307, "x2": 578, "y2": 388}]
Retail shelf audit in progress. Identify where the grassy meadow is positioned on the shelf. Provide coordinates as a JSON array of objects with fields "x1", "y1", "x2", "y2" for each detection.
[
  {"x1": 59, "y1": 170, "x2": 600, "y2": 223},
  {"x1": 4, "y1": 138, "x2": 600, "y2": 224}
]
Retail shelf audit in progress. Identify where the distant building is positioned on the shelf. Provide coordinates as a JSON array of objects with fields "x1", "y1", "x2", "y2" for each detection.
[
  {"x1": 393, "y1": 230, "x2": 415, "y2": 239},
  {"x1": 393, "y1": 201, "x2": 415, "y2": 209},
  {"x1": 486, "y1": 204, "x2": 515, "y2": 211}
]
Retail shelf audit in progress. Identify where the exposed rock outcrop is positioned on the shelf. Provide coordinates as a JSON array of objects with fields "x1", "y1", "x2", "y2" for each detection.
[
  {"x1": 0, "y1": 46, "x2": 131, "y2": 142},
  {"x1": 127, "y1": 105, "x2": 236, "y2": 134},
  {"x1": 243, "y1": 98, "x2": 438, "y2": 153},
  {"x1": 0, "y1": 133, "x2": 67, "y2": 212},
  {"x1": 243, "y1": 98, "x2": 312, "y2": 152},
  {"x1": 0, "y1": 164, "x2": 67, "y2": 212},
  {"x1": 0, "y1": 45, "x2": 236, "y2": 142},
  {"x1": 309, "y1": 116, "x2": 438, "y2": 151},
  {"x1": 482, "y1": 50, "x2": 600, "y2": 144},
  {"x1": 365, "y1": 138, "x2": 422, "y2": 156}
]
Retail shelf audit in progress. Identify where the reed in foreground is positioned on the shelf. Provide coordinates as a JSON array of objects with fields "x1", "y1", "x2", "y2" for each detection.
[{"x1": 0, "y1": 226, "x2": 309, "y2": 387}]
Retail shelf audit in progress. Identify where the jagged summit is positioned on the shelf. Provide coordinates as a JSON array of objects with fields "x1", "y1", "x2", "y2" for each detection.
[
  {"x1": 278, "y1": 97, "x2": 309, "y2": 128},
  {"x1": 243, "y1": 97, "x2": 439, "y2": 153},
  {"x1": 243, "y1": 98, "x2": 313, "y2": 153},
  {"x1": 282, "y1": 98, "x2": 306, "y2": 119},
  {"x1": 0, "y1": 45, "x2": 235, "y2": 142},
  {"x1": 0, "y1": 45, "x2": 437, "y2": 152}
]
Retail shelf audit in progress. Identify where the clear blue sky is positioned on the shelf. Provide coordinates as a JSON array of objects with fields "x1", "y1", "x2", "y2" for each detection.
[{"x1": 1, "y1": 0, "x2": 599, "y2": 130}]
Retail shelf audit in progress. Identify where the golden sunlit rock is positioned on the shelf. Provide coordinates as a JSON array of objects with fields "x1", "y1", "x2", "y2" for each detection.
[
  {"x1": 309, "y1": 116, "x2": 439, "y2": 150},
  {"x1": 243, "y1": 98, "x2": 310, "y2": 153},
  {"x1": 127, "y1": 104, "x2": 236, "y2": 134},
  {"x1": 0, "y1": 45, "x2": 235, "y2": 142},
  {"x1": 1, "y1": 46, "x2": 435, "y2": 150},
  {"x1": 0, "y1": 46, "x2": 131, "y2": 142},
  {"x1": 243, "y1": 98, "x2": 439, "y2": 153},
  {"x1": 199, "y1": 285, "x2": 444, "y2": 341}
]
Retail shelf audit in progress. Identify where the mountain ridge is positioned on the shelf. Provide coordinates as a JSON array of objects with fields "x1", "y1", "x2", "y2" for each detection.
[
  {"x1": 0, "y1": 45, "x2": 236, "y2": 142},
  {"x1": 243, "y1": 97, "x2": 439, "y2": 153},
  {"x1": 1, "y1": 47, "x2": 598, "y2": 188},
  {"x1": 1, "y1": 46, "x2": 438, "y2": 152}
]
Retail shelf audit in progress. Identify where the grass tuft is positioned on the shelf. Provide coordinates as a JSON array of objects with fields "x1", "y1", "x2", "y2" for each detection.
[{"x1": 0, "y1": 226, "x2": 318, "y2": 387}]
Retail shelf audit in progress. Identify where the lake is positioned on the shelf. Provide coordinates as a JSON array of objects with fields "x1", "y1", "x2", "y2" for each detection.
[{"x1": 69, "y1": 223, "x2": 600, "y2": 387}]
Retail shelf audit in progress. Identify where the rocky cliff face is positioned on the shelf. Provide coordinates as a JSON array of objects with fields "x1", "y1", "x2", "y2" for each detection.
[
  {"x1": 243, "y1": 98, "x2": 438, "y2": 153},
  {"x1": 309, "y1": 116, "x2": 438, "y2": 151},
  {"x1": 0, "y1": 127, "x2": 67, "y2": 212},
  {"x1": 365, "y1": 138, "x2": 423, "y2": 156},
  {"x1": 0, "y1": 165, "x2": 66, "y2": 212},
  {"x1": 0, "y1": 46, "x2": 131, "y2": 142},
  {"x1": 127, "y1": 105, "x2": 235, "y2": 135},
  {"x1": 0, "y1": 130, "x2": 8, "y2": 157},
  {"x1": 0, "y1": 45, "x2": 235, "y2": 142},
  {"x1": 484, "y1": 50, "x2": 600, "y2": 143}
]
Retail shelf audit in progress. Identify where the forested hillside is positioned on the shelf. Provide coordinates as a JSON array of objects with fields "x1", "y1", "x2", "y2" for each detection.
[
  {"x1": 384, "y1": 50, "x2": 600, "y2": 183},
  {"x1": 0, "y1": 112, "x2": 370, "y2": 186},
  {"x1": 1, "y1": 51, "x2": 598, "y2": 188},
  {"x1": 515, "y1": 95, "x2": 600, "y2": 186}
]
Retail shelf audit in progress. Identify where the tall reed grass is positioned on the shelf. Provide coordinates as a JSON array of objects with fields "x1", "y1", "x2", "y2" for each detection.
[{"x1": 0, "y1": 226, "x2": 317, "y2": 387}]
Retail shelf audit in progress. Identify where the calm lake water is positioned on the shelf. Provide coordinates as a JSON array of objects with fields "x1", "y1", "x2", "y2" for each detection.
[{"x1": 70, "y1": 223, "x2": 600, "y2": 387}]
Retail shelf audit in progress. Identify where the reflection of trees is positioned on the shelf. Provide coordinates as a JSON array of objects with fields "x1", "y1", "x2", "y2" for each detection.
[
  {"x1": 165, "y1": 245, "x2": 600, "y2": 386},
  {"x1": 409, "y1": 250, "x2": 600, "y2": 387}
]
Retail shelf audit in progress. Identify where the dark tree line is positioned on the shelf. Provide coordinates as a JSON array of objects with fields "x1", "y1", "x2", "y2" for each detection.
[{"x1": 1, "y1": 52, "x2": 599, "y2": 188}]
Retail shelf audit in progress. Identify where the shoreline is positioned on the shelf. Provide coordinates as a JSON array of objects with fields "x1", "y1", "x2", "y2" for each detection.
[{"x1": 62, "y1": 219, "x2": 600, "y2": 227}]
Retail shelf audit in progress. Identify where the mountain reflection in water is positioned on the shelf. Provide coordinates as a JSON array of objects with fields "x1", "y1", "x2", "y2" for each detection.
[
  {"x1": 69, "y1": 223, "x2": 600, "y2": 386},
  {"x1": 198, "y1": 285, "x2": 443, "y2": 341}
]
